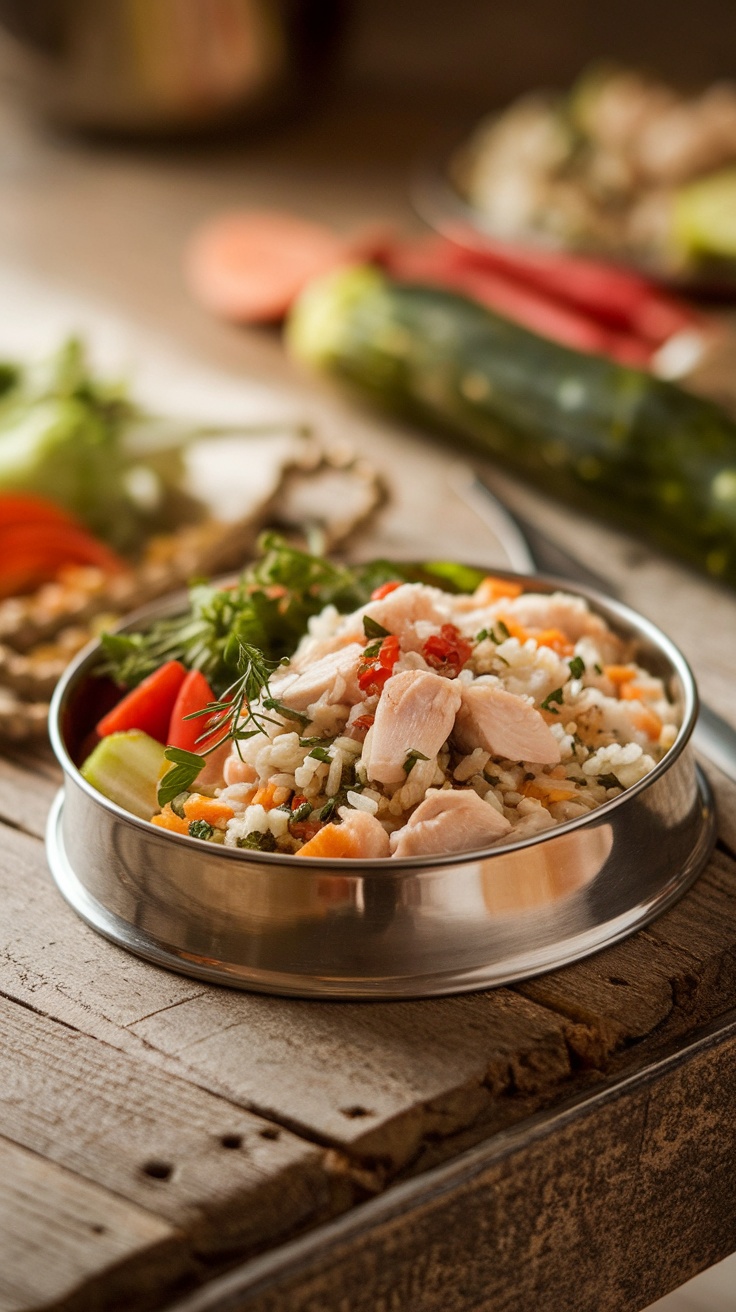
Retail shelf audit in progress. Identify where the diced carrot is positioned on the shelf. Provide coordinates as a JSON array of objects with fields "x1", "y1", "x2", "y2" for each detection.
[
  {"x1": 252, "y1": 782, "x2": 290, "y2": 810},
  {"x1": 186, "y1": 209, "x2": 354, "y2": 324},
  {"x1": 296, "y1": 823, "x2": 358, "y2": 858},
  {"x1": 182, "y1": 794, "x2": 235, "y2": 827},
  {"x1": 533, "y1": 628, "x2": 575, "y2": 656},
  {"x1": 97, "y1": 660, "x2": 187, "y2": 743},
  {"x1": 631, "y1": 707, "x2": 663, "y2": 740},
  {"x1": 167, "y1": 668, "x2": 221, "y2": 753},
  {"x1": 603, "y1": 665, "x2": 638, "y2": 686},
  {"x1": 473, "y1": 575, "x2": 524, "y2": 604},
  {"x1": 151, "y1": 806, "x2": 189, "y2": 835},
  {"x1": 497, "y1": 615, "x2": 530, "y2": 643}
]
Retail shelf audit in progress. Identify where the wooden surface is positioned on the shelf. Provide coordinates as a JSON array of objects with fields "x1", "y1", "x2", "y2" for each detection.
[{"x1": 0, "y1": 86, "x2": 735, "y2": 1312}]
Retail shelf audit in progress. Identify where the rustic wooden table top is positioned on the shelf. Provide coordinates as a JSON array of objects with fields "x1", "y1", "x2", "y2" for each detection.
[{"x1": 0, "y1": 88, "x2": 735, "y2": 1312}]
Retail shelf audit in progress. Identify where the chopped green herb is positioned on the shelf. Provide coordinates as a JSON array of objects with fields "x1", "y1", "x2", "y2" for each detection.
[
  {"x1": 290, "y1": 801, "x2": 313, "y2": 824},
  {"x1": 476, "y1": 628, "x2": 489, "y2": 643},
  {"x1": 594, "y1": 663, "x2": 604, "y2": 675},
  {"x1": 495, "y1": 654, "x2": 510, "y2": 667},
  {"x1": 262, "y1": 698, "x2": 310, "y2": 727},
  {"x1": 568, "y1": 656, "x2": 586, "y2": 680},
  {"x1": 308, "y1": 746, "x2": 332, "y2": 763},
  {"x1": 319, "y1": 797, "x2": 337, "y2": 821},
  {"x1": 496, "y1": 620, "x2": 511, "y2": 640},
  {"x1": 363, "y1": 639, "x2": 383, "y2": 659},
  {"x1": 169, "y1": 791, "x2": 190, "y2": 819},
  {"x1": 299, "y1": 735, "x2": 335, "y2": 749},
  {"x1": 188, "y1": 819, "x2": 214, "y2": 841},
  {"x1": 540, "y1": 687, "x2": 564, "y2": 713},
  {"x1": 483, "y1": 770, "x2": 500, "y2": 785},
  {"x1": 363, "y1": 616, "x2": 390, "y2": 640},
  {"x1": 237, "y1": 829, "x2": 278, "y2": 852},
  {"x1": 403, "y1": 749, "x2": 430, "y2": 774},
  {"x1": 597, "y1": 773, "x2": 622, "y2": 790}
]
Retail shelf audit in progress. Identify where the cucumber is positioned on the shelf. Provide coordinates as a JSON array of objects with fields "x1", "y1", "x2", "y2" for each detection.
[
  {"x1": 81, "y1": 730, "x2": 166, "y2": 820},
  {"x1": 287, "y1": 266, "x2": 736, "y2": 587}
]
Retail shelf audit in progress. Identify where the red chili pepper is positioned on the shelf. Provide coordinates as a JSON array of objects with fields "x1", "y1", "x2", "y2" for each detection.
[
  {"x1": 370, "y1": 580, "x2": 403, "y2": 601},
  {"x1": 422, "y1": 624, "x2": 473, "y2": 675},
  {"x1": 351, "y1": 714, "x2": 375, "y2": 732},
  {"x1": 378, "y1": 634, "x2": 400, "y2": 668},
  {"x1": 358, "y1": 664, "x2": 393, "y2": 695},
  {"x1": 291, "y1": 794, "x2": 309, "y2": 811}
]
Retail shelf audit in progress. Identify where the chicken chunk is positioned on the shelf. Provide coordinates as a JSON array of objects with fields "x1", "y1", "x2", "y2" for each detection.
[
  {"x1": 391, "y1": 788, "x2": 511, "y2": 858},
  {"x1": 362, "y1": 583, "x2": 453, "y2": 653},
  {"x1": 367, "y1": 669, "x2": 462, "y2": 785},
  {"x1": 455, "y1": 683, "x2": 561, "y2": 764},
  {"x1": 269, "y1": 643, "x2": 363, "y2": 711}
]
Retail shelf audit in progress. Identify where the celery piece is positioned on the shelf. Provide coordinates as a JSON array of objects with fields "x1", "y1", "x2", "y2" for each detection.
[{"x1": 80, "y1": 730, "x2": 166, "y2": 821}]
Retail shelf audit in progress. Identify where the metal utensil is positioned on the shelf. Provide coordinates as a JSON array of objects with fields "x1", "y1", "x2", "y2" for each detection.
[{"x1": 453, "y1": 465, "x2": 736, "y2": 785}]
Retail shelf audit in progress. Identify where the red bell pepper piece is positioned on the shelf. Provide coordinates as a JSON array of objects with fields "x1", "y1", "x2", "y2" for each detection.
[
  {"x1": 166, "y1": 668, "x2": 221, "y2": 753},
  {"x1": 370, "y1": 580, "x2": 402, "y2": 600},
  {"x1": 96, "y1": 660, "x2": 187, "y2": 744}
]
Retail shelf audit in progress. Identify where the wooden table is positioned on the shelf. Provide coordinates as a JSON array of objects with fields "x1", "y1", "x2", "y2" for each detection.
[{"x1": 1, "y1": 88, "x2": 736, "y2": 1312}]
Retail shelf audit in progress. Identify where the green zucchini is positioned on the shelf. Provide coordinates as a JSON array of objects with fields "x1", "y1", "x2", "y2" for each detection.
[{"x1": 287, "y1": 265, "x2": 736, "y2": 587}]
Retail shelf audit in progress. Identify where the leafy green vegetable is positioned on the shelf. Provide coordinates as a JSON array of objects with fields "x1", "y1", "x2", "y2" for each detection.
[
  {"x1": 0, "y1": 338, "x2": 194, "y2": 551},
  {"x1": 158, "y1": 747, "x2": 206, "y2": 807},
  {"x1": 568, "y1": 656, "x2": 586, "y2": 680}
]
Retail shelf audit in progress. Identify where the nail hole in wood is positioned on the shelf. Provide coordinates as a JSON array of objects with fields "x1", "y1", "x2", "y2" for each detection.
[
  {"x1": 608, "y1": 976, "x2": 630, "y2": 987},
  {"x1": 259, "y1": 1127, "x2": 280, "y2": 1141},
  {"x1": 142, "y1": 1159, "x2": 173, "y2": 1181},
  {"x1": 221, "y1": 1134, "x2": 243, "y2": 1150},
  {"x1": 341, "y1": 1105, "x2": 372, "y2": 1119}
]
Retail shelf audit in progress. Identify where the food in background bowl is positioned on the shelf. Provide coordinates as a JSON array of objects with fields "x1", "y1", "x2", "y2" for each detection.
[
  {"x1": 449, "y1": 64, "x2": 736, "y2": 280},
  {"x1": 78, "y1": 538, "x2": 680, "y2": 861}
]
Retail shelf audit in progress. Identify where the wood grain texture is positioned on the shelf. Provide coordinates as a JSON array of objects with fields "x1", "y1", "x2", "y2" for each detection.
[
  {"x1": 0, "y1": 1137, "x2": 189, "y2": 1312},
  {"x1": 0, "y1": 996, "x2": 337, "y2": 1262},
  {"x1": 165, "y1": 1019, "x2": 736, "y2": 1312}
]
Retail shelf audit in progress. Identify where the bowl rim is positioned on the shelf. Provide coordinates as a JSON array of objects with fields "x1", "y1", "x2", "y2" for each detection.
[{"x1": 48, "y1": 564, "x2": 698, "y2": 874}]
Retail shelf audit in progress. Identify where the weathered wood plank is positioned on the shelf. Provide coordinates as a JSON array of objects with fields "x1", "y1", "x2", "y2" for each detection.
[
  {"x1": 0, "y1": 996, "x2": 339, "y2": 1263},
  {"x1": 164, "y1": 1018, "x2": 736, "y2": 1312},
  {"x1": 0, "y1": 1137, "x2": 190, "y2": 1312},
  {"x1": 518, "y1": 849, "x2": 736, "y2": 1063},
  {"x1": 129, "y1": 987, "x2": 574, "y2": 1171},
  {"x1": 0, "y1": 750, "x2": 59, "y2": 840}
]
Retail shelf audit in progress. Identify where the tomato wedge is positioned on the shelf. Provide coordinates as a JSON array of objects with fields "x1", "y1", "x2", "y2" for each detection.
[
  {"x1": 166, "y1": 668, "x2": 222, "y2": 753},
  {"x1": 97, "y1": 661, "x2": 188, "y2": 744},
  {"x1": 0, "y1": 521, "x2": 129, "y2": 600}
]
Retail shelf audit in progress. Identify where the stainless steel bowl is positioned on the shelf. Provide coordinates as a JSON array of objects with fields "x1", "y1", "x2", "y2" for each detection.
[{"x1": 46, "y1": 572, "x2": 716, "y2": 998}]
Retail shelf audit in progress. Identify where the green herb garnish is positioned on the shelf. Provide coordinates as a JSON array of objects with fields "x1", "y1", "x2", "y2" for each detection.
[
  {"x1": 540, "y1": 687, "x2": 564, "y2": 713},
  {"x1": 290, "y1": 801, "x2": 313, "y2": 824},
  {"x1": 319, "y1": 797, "x2": 337, "y2": 821},
  {"x1": 158, "y1": 748, "x2": 207, "y2": 807},
  {"x1": 594, "y1": 663, "x2": 604, "y2": 675},
  {"x1": 403, "y1": 749, "x2": 430, "y2": 774},
  {"x1": 363, "y1": 639, "x2": 383, "y2": 659},
  {"x1": 495, "y1": 620, "x2": 511, "y2": 640},
  {"x1": 188, "y1": 819, "x2": 214, "y2": 841},
  {"x1": 262, "y1": 698, "x2": 310, "y2": 727},
  {"x1": 597, "y1": 773, "x2": 622, "y2": 790},
  {"x1": 237, "y1": 830, "x2": 278, "y2": 852},
  {"x1": 476, "y1": 628, "x2": 489, "y2": 642},
  {"x1": 568, "y1": 656, "x2": 585, "y2": 680},
  {"x1": 363, "y1": 616, "x2": 390, "y2": 640},
  {"x1": 308, "y1": 746, "x2": 332, "y2": 764}
]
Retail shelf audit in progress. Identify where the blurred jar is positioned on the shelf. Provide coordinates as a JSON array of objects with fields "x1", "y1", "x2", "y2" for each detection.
[{"x1": 0, "y1": 0, "x2": 343, "y2": 134}]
